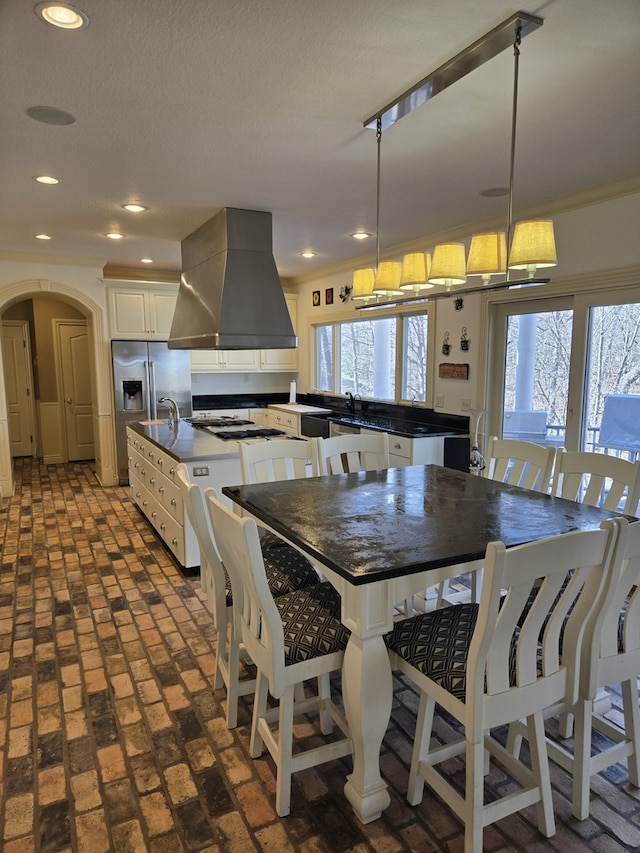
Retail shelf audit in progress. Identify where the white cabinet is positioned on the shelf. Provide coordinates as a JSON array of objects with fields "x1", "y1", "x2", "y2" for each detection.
[
  {"x1": 268, "y1": 409, "x2": 299, "y2": 436},
  {"x1": 190, "y1": 348, "x2": 260, "y2": 372},
  {"x1": 108, "y1": 286, "x2": 178, "y2": 340},
  {"x1": 127, "y1": 426, "x2": 197, "y2": 567},
  {"x1": 260, "y1": 294, "x2": 298, "y2": 371},
  {"x1": 361, "y1": 428, "x2": 445, "y2": 468},
  {"x1": 251, "y1": 408, "x2": 270, "y2": 426}
]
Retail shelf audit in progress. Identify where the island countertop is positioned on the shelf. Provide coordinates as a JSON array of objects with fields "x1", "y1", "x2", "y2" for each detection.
[{"x1": 127, "y1": 419, "x2": 243, "y2": 462}]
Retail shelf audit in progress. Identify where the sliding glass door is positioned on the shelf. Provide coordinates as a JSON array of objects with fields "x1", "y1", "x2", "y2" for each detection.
[{"x1": 489, "y1": 290, "x2": 640, "y2": 458}]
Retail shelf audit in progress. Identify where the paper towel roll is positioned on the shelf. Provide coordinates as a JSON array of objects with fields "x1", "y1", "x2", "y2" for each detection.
[{"x1": 289, "y1": 380, "x2": 297, "y2": 403}]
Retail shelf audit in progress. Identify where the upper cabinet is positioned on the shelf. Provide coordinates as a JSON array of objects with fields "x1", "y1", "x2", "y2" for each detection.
[
  {"x1": 190, "y1": 348, "x2": 260, "y2": 372},
  {"x1": 107, "y1": 285, "x2": 178, "y2": 340},
  {"x1": 190, "y1": 293, "x2": 298, "y2": 373}
]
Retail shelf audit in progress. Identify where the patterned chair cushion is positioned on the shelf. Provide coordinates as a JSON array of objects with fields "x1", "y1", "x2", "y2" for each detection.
[
  {"x1": 263, "y1": 545, "x2": 320, "y2": 596},
  {"x1": 275, "y1": 582, "x2": 350, "y2": 665},
  {"x1": 387, "y1": 604, "x2": 543, "y2": 702},
  {"x1": 386, "y1": 604, "x2": 479, "y2": 701},
  {"x1": 222, "y1": 547, "x2": 320, "y2": 607}
]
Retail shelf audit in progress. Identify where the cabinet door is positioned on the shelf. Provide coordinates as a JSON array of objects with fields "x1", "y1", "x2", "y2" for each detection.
[
  {"x1": 109, "y1": 290, "x2": 149, "y2": 338},
  {"x1": 149, "y1": 291, "x2": 178, "y2": 339},
  {"x1": 223, "y1": 349, "x2": 260, "y2": 370},
  {"x1": 260, "y1": 295, "x2": 298, "y2": 371},
  {"x1": 190, "y1": 350, "x2": 222, "y2": 371}
]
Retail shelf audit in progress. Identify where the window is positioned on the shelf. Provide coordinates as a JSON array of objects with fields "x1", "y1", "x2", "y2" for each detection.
[{"x1": 313, "y1": 309, "x2": 429, "y2": 404}]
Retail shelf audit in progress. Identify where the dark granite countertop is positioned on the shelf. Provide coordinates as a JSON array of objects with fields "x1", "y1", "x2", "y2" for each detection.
[
  {"x1": 128, "y1": 420, "x2": 241, "y2": 462},
  {"x1": 223, "y1": 465, "x2": 630, "y2": 586},
  {"x1": 326, "y1": 414, "x2": 464, "y2": 438}
]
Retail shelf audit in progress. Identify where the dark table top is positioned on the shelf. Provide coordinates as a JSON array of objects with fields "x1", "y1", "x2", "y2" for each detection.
[{"x1": 222, "y1": 464, "x2": 629, "y2": 586}]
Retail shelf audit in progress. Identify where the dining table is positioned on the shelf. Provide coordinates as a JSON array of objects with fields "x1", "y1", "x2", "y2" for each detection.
[{"x1": 222, "y1": 463, "x2": 628, "y2": 825}]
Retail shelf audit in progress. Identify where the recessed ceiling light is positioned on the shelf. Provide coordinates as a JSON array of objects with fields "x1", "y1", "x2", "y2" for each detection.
[
  {"x1": 27, "y1": 106, "x2": 76, "y2": 126},
  {"x1": 140, "y1": 258, "x2": 153, "y2": 264},
  {"x1": 300, "y1": 251, "x2": 317, "y2": 259},
  {"x1": 480, "y1": 187, "x2": 509, "y2": 198},
  {"x1": 123, "y1": 203, "x2": 148, "y2": 213},
  {"x1": 351, "y1": 231, "x2": 371, "y2": 240},
  {"x1": 35, "y1": 233, "x2": 51, "y2": 240},
  {"x1": 104, "y1": 232, "x2": 125, "y2": 240},
  {"x1": 35, "y1": 3, "x2": 89, "y2": 29},
  {"x1": 34, "y1": 175, "x2": 60, "y2": 185}
]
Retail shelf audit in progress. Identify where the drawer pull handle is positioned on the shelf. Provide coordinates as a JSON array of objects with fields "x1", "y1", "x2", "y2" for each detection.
[
  {"x1": 170, "y1": 498, "x2": 177, "y2": 506},
  {"x1": 394, "y1": 443, "x2": 401, "y2": 449},
  {"x1": 149, "y1": 477, "x2": 155, "y2": 485},
  {"x1": 172, "y1": 537, "x2": 178, "y2": 546},
  {"x1": 169, "y1": 467, "x2": 175, "y2": 475},
  {"x1": 142, "y1": 500, "x2": 148, "y2": 507},
  {"x1": 158, "y1": 486, "x2": 164, "y2": 494},
  {"x1": 160, "y1": 523, "x2": 166, "y2": 531},
  {"x1": 151, "y1": 511, "x2": 157, "y2": 518}
]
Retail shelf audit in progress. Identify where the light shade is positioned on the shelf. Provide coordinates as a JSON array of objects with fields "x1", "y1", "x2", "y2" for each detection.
[
  {"x1": 508, "y1": 219, "x2": 557, "y2": 277},
  {"x1": 351, "y1": 268, "x2": 375, "y2": 300},
  {"x1": 372, "y1": 260, "x2": 403, "y2": 295},
  {"x1": 400, "y1": 252, "x2": 434, "y2": 292},
  {"x1": 466, "y1": 232, "x2": 507, "y2": 281},
  {"x1": 428, "y1": 243, "x2": 466, "y2": 286}
]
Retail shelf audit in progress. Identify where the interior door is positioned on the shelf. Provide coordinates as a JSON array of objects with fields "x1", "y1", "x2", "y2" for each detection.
[
  {"x1": 57, "y1": 321, "x2": 95, "y2": 461},
  {"x1": 1, "y1": 320, "x2": 35, "y2": 457}
]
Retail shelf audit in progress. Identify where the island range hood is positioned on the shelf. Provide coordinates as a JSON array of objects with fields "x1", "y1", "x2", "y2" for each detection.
[{"x1": 168, "y1": 207, "x2": 296, "y2": 350}]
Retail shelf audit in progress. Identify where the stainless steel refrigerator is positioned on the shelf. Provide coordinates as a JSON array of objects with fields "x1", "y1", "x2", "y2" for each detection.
[{"x1": 111, "y1": 340, "x2": 192, "y2": 484}]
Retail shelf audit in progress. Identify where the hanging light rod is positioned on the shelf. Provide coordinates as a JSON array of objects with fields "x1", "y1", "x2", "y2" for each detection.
[
  {"x1": 363, "y1": 11, "x2": 542, "y2": 131},
  {"x1": 355, "y1": 276, "x2": 551, "y2": 311}
]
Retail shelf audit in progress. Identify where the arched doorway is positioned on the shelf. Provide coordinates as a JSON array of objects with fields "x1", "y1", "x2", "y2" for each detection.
[{"x1": 0, "y1": 279, "x2": 117, "y2": 497}]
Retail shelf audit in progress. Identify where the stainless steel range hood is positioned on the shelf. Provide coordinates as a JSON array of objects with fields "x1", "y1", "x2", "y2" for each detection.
[{"x1": 168, "y1": 207, "x2": 296, "y2": 350}]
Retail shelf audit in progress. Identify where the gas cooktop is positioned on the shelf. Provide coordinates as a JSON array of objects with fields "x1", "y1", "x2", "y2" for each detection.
[
  {"x1": 214, "y1": 428, "x2": 287, "y2": 440},
  {"x1": 186, "y1": 417, "x2": 254, "y2": 428}
]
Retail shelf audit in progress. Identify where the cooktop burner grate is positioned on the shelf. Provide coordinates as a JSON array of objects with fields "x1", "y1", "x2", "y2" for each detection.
[
  {"x1": 214, "y1": 428, "x2": 287, "y2": 440},
  {"x1": 187, "y1": 417, "x2": 254, "y2": 428}
]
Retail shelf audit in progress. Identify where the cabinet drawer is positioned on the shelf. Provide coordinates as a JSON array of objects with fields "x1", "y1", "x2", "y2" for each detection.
[
  {"x1": 388, "y1": 434, "x2": 412, "y2": 459},
  {"x1": 153, "y1": 448, "x2": 179, "y2": 482},
  {"x1": 153, "y1": 503, "x2": 185, "y2": 565},
  {"x1": 155, "y1": 471, "x2": 182, "y2": 520}
]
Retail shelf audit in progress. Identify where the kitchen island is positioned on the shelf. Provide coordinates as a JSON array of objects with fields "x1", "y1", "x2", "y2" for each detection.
[{"x1": 126, "y1": 420, "x2": 248, "y2": 571}]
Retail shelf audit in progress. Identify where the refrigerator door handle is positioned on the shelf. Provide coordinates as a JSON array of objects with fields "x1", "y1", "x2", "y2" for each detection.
[
  {"x1": 148, "y1": 360, "x2": 158, "y2": 419},
  {"x1": 143, "y1": 360, "x2": 152, "y2": 418}
]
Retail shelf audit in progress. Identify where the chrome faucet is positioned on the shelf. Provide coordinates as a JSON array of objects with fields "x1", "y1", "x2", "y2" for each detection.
[{"x1": 159, "y1": 396, "x2": 180, "y2": 428}]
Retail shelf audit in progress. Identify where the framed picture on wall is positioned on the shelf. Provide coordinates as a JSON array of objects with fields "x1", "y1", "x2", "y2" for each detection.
[
  {"x1": 312, "y1": 290, "x2": 321, "y2": 306},
  {"x1": 325, "y1": 288, "x2": 334, "y2": 305}
]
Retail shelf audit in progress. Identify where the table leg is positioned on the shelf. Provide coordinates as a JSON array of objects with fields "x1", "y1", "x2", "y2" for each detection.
[{"x1": 342, "y1": 632, "x2": 392, "y2": 823}]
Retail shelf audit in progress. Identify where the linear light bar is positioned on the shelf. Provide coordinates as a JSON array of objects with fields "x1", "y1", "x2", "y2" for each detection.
[
  {"x1": 364, "y1": 12, "x2": 543, "y2": 131},
  {"x1": 355, "y1": 277, "x2": 551, "y2": 310}
]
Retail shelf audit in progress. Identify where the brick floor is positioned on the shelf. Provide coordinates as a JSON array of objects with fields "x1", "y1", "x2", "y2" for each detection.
[{"x1": 1, "y1": 458, "x2": 639, "y2": 852}]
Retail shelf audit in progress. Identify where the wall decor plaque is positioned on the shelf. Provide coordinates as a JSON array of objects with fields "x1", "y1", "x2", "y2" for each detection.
[{"x1": 439, "y1": 362, "x2": 469, "y2": 380}]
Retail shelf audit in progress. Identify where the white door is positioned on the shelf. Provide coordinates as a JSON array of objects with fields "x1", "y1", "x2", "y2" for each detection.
[
  {"x1": 57, "y1": 321, "x2": 95, "y2": 461},
  {"x1": 1, "y1": 320, "x2": 35, "y2": 457}
]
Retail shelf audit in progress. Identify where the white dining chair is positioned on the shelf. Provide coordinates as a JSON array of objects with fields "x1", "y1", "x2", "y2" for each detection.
[
  {"x1": 436, "y1": 437, "x2": 558, "y2": 608},
  {"x1": 317, "y1": 432, "x2": 390, "y2": 475},
  {"x1": 176, "y1": 464, "x2": 320, "y2": 729},
  {"x1": 386, "y1": 519, "x2": 621, "y2": 853},
  {"x1": 239, "y1": 436, "x2": 321, "y2": 483},
  {"x1": 207, "y1": 489, "x2": 353, "y2": 817},
  {"x1": 485, "y1": 435, "x2": 557, "y2": 492},
  {"x1": 551, "y1": 449, "x2": 640, "y2": 515},
  {"x1": 510, "y1": 515, "x2": 639, "y2": 820}
]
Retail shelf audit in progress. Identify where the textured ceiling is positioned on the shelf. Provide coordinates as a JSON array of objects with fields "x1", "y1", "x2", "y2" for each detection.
[{"x1": 1, "y1": 0, "x2": 639, "y2": 280}]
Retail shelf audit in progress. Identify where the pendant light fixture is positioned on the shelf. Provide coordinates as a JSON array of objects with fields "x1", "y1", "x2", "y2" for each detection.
[
  {"x1": 508, "y1": 219, "x2": 557, "y2": 278},
  {"x1": 353, "y1": 12, "x2": 555, "y2": 310},
  {"x1": 428, "y1": 243, "x2": 466, "y2": 288},
  {"x1": 351, "y1": 267, "x2": 376, "y2": 303},
  {"x1": 400, "y1": 251, "x2": 433, "y2": 294},
  {"x1": 466, "y1": 231, "x2": 507, "y2": 285}
]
